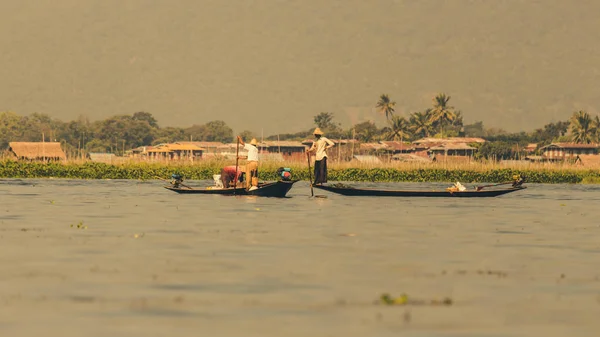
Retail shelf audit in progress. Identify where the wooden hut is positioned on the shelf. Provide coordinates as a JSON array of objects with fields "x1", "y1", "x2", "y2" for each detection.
[
  {"x1": 540, "y1": 143, "x2": 599, "y2": 158},
  {"x1": 8, "y1": 142, "x2": 67, "y2": 161},
  {"x1": 146, "y1": 142, "x2": 204, "y2": 160},
  {"x1": 258, "y1": 141, "x2": 307, "y2": 160}
]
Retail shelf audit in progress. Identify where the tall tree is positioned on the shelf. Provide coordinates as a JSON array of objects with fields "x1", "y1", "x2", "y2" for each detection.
[
  {"x1": 429, "y1": 93, "x2": 456, "y2": 137},
  {"x1": 409, "y1": 110, "x2": 434, "y2": 139},
  {"x1": 96, "y1": 115, "x2": 155, "y2": 150},
  {"x1": 531, "y1": 120, "x2": 570, "y2": 144},
  {"x1": 476, "y1": 142, "x2": 523, "y2": 161},
  {"x1": 313, "y1": 112, "x2": 343, "y2": 138},
  {"x1": 0, "y1": 111, "x2": 23, "y2": 148},
  {"x1": 57, "y1": 115, "x2": 92, "y2": 150},
  {"x1": 463, "y1": 121, "x2": 486, "y2": 138},
  {"x1": 184, "y1": 120, "x2": 233, "y2": 143},
  {"x1": 352, "y1": 121, "x2": 378, "y2": 142},
  {"x1": 132, "y1": 111, "x2": 159, "y2": 128},
  {"x1": 154, "y1": 126, "x2": 185, "y2": 144},
  {"x1": 375, "y1": 94, "x2": 396, "y2": 121},
  {"x1": 594, "y1": 116, "x2": 600, "y2": 142},
  {"x1": 313, "y1": 112, "x2": 334, "y2": 129},
  {"x1": 203, "y1": 120, "x2": 233, "y2": 142},
  {"x1": 19, "y1": 113, "x2": 61, "y2": 142},
  {"x1": 386, "y1": 116, "x2": 411, "y2": 141},
  {"x1": 238, "y1": 130, "x2": 256, "y2": 142},
  {"x1": 451, "y1": 110, "x2": 464, "y2": 127},
  {"x1": 569, "y1": 110, "x2": 597, "y2": 144}
]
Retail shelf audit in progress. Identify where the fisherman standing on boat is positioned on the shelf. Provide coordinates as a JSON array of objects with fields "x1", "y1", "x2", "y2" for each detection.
[
  {"x1": 307, "y1": 127, "x2": 335, "y2": 186},
  {"x1": 237, "y1": 136, "x2": 259, "y2": 191}
]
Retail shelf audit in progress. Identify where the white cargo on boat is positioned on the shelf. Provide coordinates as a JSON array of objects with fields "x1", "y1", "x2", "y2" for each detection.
[
  {"x1": 454, "y1": 182, "x2": 466, "y2": 191},
  {"x1": 213, "y1": 175, "x2": 223, "y2": 188}
]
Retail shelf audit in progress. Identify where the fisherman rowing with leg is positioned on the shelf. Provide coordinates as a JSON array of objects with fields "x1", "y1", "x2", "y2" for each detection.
[
  {"x1": 237, "y1": 136, "x2": 260, "y2": 191},
  {"x1": 307, "y1": 127, "x2": 334, "y2": 186}
]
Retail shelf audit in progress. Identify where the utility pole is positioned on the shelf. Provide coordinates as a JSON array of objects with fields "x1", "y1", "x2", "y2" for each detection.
[
  {"x1": 351, "y1": 128, "x2": 355, "y2": 159},
  {"x1": 81, "y1": 131, "x2": 86, "y2": 160},
  {"x1": 42, "y1": 132, "x2": 45, "y2": 162}
]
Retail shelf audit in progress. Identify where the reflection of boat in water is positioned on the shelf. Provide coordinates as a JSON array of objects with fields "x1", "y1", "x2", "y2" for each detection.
[
  {"x1": 313, "y1": 177, "x2": 527, "y2": 198},
  {"x1": 164, "y1": 180, "x2": 298, "y2": 198},
  {"x1": 162, "y1": 170, "x2": 298, "y2": 198}
]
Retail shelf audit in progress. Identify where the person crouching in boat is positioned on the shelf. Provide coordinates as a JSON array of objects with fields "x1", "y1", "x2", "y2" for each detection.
[
  {"x1": 307, "y1": 127, "x2": 335, "y2": 186},
  {"x1": 237, "y1": 136, "x2": 259, "y2": 191},
  {"x1": 220, "y1": 165, "x2": 243, "y2": 188}
]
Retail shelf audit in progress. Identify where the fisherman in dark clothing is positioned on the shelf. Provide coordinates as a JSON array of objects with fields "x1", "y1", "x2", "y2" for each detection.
[{"x1": 307, "y1": 127, "x2": 334, "y2": 185}]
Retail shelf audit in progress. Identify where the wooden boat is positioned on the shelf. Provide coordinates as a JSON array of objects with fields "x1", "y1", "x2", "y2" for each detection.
[
  {"x1": 312, "y1": 182, "x2": 526, "y2": 198},
  {"x1": 164, "y1": 180, "x2": 299, "y2": 198}
]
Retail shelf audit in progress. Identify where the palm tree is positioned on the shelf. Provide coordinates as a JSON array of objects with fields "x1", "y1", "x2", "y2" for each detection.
[
  {"x1": 569, "y1": 110, "x2": 596, "y2": 144},
  {"x1": 409, "y1": 110, "x2": 434, "y2": 138},
  {"x1": 429, "y1": 93, "x2": 456, "y2": 137},
  {"x1": 593, "y1": 115, "x2": 600, "y2": 143},
  {"x1": 386, "y1": 116, "x2": 411, "y2": 141},
  {"x1": 376, "y1": 94, "x2": 396, "y2": 121},
  {"x1": 452, "y1": 110, "x2": 463, "y2": 127}
]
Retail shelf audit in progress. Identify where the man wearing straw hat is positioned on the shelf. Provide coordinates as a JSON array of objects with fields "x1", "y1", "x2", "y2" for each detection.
[
  {"x1": 237, "y1": 136, "x2": 260, "y2": 191},
  {"x1": 307, "y1": 127, "x2": 335, "y2": 185}
]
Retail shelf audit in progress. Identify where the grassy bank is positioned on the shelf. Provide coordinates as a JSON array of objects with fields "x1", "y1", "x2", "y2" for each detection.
[{"x1": 2, "y1": 159, "x2": 600, "y2": 183}]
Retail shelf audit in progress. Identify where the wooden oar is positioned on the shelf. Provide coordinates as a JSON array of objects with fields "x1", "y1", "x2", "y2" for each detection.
[
  {"x1": 234, "y1": 138, "x2": 240, "y2": 195},
  {"x1": 476, "y1": 174, "x2": 526, "y2": 191},
  {"x1": 475, "y1": 181, "x2": 514, "y2": 191},
  {"x1": 154, "y1": 176, "x2": 193, "y2": 190},
  {"x1": 306, "y1": 152, "x2": 315, "y2": 196}
]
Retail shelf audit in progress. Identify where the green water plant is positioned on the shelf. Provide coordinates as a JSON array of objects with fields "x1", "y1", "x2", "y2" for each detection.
[{"x1": 1, "y1": 160, "x2": 600, "y2": 184}]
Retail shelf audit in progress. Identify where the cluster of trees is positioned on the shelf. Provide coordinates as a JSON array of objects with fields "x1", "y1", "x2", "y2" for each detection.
[
  {"x1": 0, "y1": 111, "x2": 247, "y2": 155},
  {"x1": 286, "y1": 94, "x2": 600, "y2": 146},
  {"x1": 2, "y1": 93, "x2": 599, "y2": 160},
  {"x1": 269, "y1": 94, "x2": 466, "y2": 142},
  {"x1": 375, "y1": 93, "x2": 464, "y2": 141},
  {"x1": 269, "y1": 93, "x2": 600, "y2": 161}
]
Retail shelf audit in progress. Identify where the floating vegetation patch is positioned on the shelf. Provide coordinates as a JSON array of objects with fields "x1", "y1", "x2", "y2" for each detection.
[
  {"x1": 442, "y1": 269, "x2": 509, "y2": 278},
  {"x1": 378, "y1": 293, "x2": 453, "y2": 306},
  {"x1": 1, "y1": 160, "x2": 599, "y2": 183},
  {"x1": 70, "y1": 221, "x2": 87, "y2": 229}
]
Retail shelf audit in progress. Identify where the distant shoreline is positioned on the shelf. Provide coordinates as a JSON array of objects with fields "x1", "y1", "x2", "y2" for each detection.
[{"x1": 1, "y1": 159, "x2": 599, "y2": 184}]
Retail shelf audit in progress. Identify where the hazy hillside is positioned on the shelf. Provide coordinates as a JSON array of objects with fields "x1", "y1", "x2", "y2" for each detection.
[{"x1": 1, "y1": 0, "x2": 599, "y2": 134}]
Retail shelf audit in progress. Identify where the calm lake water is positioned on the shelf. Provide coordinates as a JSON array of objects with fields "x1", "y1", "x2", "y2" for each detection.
[{"x1": 1, "y1": 179, "x2": 600, "y2": 337}]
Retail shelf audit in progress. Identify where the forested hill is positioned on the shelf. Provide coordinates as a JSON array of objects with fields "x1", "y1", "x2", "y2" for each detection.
[{"x1": 1, "y1": 1, "x2": 599, "y2": 134}]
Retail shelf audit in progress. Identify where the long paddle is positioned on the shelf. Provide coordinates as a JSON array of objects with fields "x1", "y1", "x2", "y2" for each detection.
[
  {"x1": 234, "y1": 137, "x2": 240, "y2": 195},
  {"x1": 475, "y1": 181, "x2": 513, "y2": 191},
  {"x1": 475, "y1": 176, "x2": 525, "y2": 191},
  {"x1": 154, "y1": 176, "x2": 193, "y2": 190},
  {"x1": 307, "y1": 152, "x2": 314, "y2": 197}
]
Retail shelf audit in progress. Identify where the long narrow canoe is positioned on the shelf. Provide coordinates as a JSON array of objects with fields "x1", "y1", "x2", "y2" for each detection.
[
  {"x1": 164, "y1": 180, "x2": 298, "y2": 198},
  {"x1": 313, "y1": 184, "x2": 526, "y2": 198}
]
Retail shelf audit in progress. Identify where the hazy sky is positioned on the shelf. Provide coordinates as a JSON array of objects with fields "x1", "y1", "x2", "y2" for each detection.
[{"x1": 1, "y1": 0, "x2": 599, "y2": 135}]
